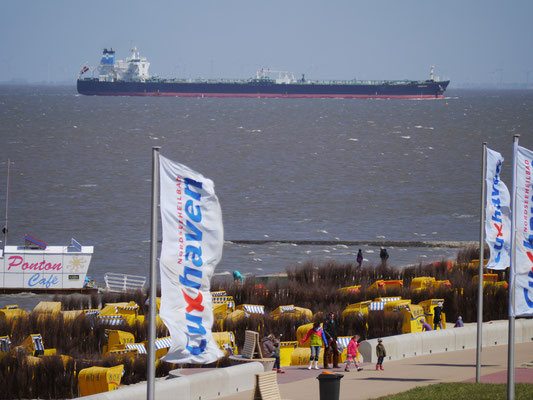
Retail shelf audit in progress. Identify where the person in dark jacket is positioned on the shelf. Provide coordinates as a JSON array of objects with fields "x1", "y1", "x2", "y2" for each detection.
[
  {"x1": 323, "y1": 312, "x2": 339, "y2": 369},
  {"x1": 376, "y1": 338, "x2": 386, "y2": 370},
  {"x1": 433, "y1": 302, "x2": 444, "y2": 330},
  {"x1": 356, "y1": 249, "x2": 363, "y2": 267},
  {"x1": 379, "y1": 247, "x2": 389, "y2": 265},
  {"x1": 261, "y1": 334, "x2": 284, "y2": 373}
]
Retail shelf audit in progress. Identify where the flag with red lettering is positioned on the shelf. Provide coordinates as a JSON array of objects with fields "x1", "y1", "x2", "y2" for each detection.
[
  {"x1": 513, "y1": 145, "x2": 533, "y2": 317},
  {"x1": 159, "y1": 155, "x2": 224, "y2": 363},
  {"x1": 484, "y1": 148, "x2": 511, "y2": 270}
]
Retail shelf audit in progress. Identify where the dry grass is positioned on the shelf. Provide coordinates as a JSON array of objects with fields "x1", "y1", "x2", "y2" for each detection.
[
  {"x1": 213, "y1": 251, "x2": 508, "y2": 340},
  {"x1": 0, "y1": 246, "x2": 510, "y2": 398}
]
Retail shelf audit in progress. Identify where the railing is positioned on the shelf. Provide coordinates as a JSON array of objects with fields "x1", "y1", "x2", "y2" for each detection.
[{"x1": 104, "y1": 272, "x2": 146, "y2": 292}]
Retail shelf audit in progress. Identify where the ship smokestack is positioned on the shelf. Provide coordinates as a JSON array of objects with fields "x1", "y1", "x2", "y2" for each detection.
[{"x1": 101, "y1": 48, "x2": 116, "y2": 66}]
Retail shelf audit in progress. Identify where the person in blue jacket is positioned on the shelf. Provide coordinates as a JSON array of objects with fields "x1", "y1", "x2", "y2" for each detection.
[{"x1": 233, "y1": 270, "x2": 243, "y2": 284}]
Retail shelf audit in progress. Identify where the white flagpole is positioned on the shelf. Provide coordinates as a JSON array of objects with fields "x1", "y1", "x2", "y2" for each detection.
[
  {"x1": 147, "y1": 147, "x2": 160, "y2": 400},
  {"x1": 3, "y1": 159, "x2": 11, "y2": 246},
  {"x1": 507, "y1": 134, "x2": 519, "y2": 400},
  {"x1": 476, "y1": 142, "x2": 487, "y2": 383}
]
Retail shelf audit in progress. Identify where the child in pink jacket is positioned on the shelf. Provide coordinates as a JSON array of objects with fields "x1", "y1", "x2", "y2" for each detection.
[{"x1": 345, "y1": 335, "x2": 363, "y2": 372}]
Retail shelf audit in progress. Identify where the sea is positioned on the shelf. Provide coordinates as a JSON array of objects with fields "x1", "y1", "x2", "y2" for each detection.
[{"x1": 1, "y1": 85, "x2": 532, "y2": 310}]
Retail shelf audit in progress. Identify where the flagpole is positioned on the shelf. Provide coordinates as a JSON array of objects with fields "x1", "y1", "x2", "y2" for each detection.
[
  {"x1": 3, "y1": 159, "x2": 11, "y2": 246},
  {"x1": 476, "y1": 142, "x2": 487, "y2": 383},
  {"x1": 507, "y1": 134, "x2": 519, "y2": 400},
  {"x1": 147, "y1": 147, "x2": 160, "y2": 400}
]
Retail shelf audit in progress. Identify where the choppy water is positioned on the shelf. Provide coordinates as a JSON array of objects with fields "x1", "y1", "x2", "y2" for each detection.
[{"x1": 1, "y1": 85, "x2": 533, "y2": 310}]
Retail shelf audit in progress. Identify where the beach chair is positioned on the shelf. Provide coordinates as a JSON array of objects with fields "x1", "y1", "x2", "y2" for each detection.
[
  {"x1": 229, "y1": 330, "x2": 275, "y2": 371},
  {"x1": 252, "y1": 370, "x2": 281, "y2": 400},
  {"x1": 242, "y1": 330, "x2": 263, "y2": 359},
  {"x1": 155, "y1": 336, "x2": 172, "y2": 359},
  {"x1": 0, "y1": 336, "x2": 11, "y2": 352}
]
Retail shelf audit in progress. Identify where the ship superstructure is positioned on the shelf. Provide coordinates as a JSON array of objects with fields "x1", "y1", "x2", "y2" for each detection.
[{"x1": 82, "y1": 47, "x2": 150, "y2": 82}]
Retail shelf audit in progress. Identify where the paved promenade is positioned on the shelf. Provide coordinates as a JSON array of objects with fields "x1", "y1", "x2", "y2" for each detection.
[{"x1": 221, "y1": 342, "x2": 533, "y2": 399}]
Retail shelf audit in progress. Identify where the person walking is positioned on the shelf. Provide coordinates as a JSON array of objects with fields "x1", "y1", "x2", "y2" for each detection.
[
  {"x1": 261, "y1": 334, "x2": 284, "y2": 373},
  {"x1": 454, "y1": 316, "x2": 464, "y2": 327},
  {"x1": 433, "y1": 302, "x2": 444, "y2": 330},
  {"x1": 356, "y1": 249, "x2": 363, "y2": 267},
  {"x1": 323, "y1": 312, "x2": 340, "y2": 369},
  {"x1": 379, "y1": 247, "x2": 389, "y2": 265},
  {"x1": 300, "y1": 322, "x2": 327, "y2": 370},
  {"x1": 376, "y1": 338, "x2": 386, "y2": 371},
  {"x1": 344, "y1": 335, "x2": 363, "y2": 372}
]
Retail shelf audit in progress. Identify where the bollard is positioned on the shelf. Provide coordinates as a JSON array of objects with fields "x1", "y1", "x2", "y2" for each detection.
[{"x1": 316, "y1": 372, "x2": 344, "y2": 400}]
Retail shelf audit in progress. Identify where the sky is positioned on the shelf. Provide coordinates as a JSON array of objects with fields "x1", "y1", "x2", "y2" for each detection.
[{"x1": 1, "y1": 0, "x2": 532, "y2": 87}]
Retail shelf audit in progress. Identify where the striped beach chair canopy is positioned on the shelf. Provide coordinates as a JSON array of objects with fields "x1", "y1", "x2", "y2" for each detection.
[
  {"x1": 211, "y1": 295, "x2": 235, "y2": 311},
  {"x1": 336, "y1": 336, "x2": 351, "y2": 351},
  {"x1": 369, "y1": 302, "x2": 385, "y2": 311},
  {"x1": 155, "y1": 337, "x2": 172, "y2": 350},
  {"x1": 125, "y1": 343, "x2": 147, "y2": 354},
  {"x1": 116, "y1": 305, "x2": 139, "y2": 313},
  {"x1": 211, "y1": 291, "x2": 227, "y2": 297},
  {"x1": 377, "y1": 297, "x2": 401, "y2": 303},
  {"x1": 98, "y1": 315, "x2": 126, "y2": 326},
  {"x1": 103, "y1": 329, "x2": 116, "y2": 339},
  {"x1": 0, "y1": 336, "x2": 11, "y2": 352},
  {"x1": 280, "y1": 305, "x2": 296, "y2": 313},
  {"x1": 212, "y1": 295, "x2": 234, "y2": 303},
  {"x1": 109, "y1": 349, "x2": 135, "y2": 355},
  {"x1": 84, "y1": 309, "x2": 100, "y2": 316},
  {"x1": 31, "y1": 334, "x2": 44, "y2": 351},
  {"x1": 243, "y1": 305, "x2": 264, "y2": 315},
  {"x1": 117, "y1": 305, "x2": 138, "y2": 311}
]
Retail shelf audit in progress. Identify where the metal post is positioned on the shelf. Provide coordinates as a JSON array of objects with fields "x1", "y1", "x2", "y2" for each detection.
[
  {"x1": 3, "y1": 159, "x2": 11, "y2": 247},
  {"x1": 147, "y1": 147, "x2": 160, "y2": 400},
  {"x1": 476, "y1": 142, "x2": 487, "y2": 382},
  {"x1": 507, "y1": 134, "x2": 519, "y2": 400}
]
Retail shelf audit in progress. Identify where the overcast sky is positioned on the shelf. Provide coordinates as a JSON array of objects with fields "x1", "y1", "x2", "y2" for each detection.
[{"x1": 1, "y1": 0, "x2": 532, "y2": 87}]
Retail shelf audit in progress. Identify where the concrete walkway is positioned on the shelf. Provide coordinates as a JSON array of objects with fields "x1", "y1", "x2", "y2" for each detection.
[{"x1": 220, "y1": 342, "x2": 533, "y2": 399}]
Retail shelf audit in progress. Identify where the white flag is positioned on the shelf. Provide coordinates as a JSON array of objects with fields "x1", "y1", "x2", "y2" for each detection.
[
  {"x1": 514, "y1": 145, "x2": 533, "y2": 316},
  {"x1": 159, "y1": 155, "x2": 224, "y2": 363},
  {"x1": 484, "y1": 148, "x2": 511, "y2": 270}
]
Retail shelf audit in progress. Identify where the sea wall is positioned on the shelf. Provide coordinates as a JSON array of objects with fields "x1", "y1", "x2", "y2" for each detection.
[
  {"x1": 79, "y1": 361, "x2": 263, "y2": 399},
  {"x1": 358, "y1": 319, "x2": 533, "y2": 363}
]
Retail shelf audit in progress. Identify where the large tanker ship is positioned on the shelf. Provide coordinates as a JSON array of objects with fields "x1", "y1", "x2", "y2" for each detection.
[{"x1": 77, "y1": 47, "x2": 449, "y2": 99}]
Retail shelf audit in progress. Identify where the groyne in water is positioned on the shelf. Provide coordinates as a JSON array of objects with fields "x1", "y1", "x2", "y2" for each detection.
[{"x1": 226, "y1": 240, "x2": 476, "y2": 248}]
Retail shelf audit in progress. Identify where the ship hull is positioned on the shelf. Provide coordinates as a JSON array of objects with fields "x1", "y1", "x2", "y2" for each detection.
[{"x1": 77, "y1": 79, "x2": 449, "y2": 99}]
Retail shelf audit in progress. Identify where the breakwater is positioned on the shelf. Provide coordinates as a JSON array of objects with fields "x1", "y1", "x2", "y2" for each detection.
[{"x1": 227, "y1": 240, "x2": 476, "y2": 248}]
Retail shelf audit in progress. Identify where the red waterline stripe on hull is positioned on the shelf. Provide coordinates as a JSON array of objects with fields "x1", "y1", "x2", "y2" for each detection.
[{"x1": 80, "y1": 92, "x2": 444, "y2": 99}]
